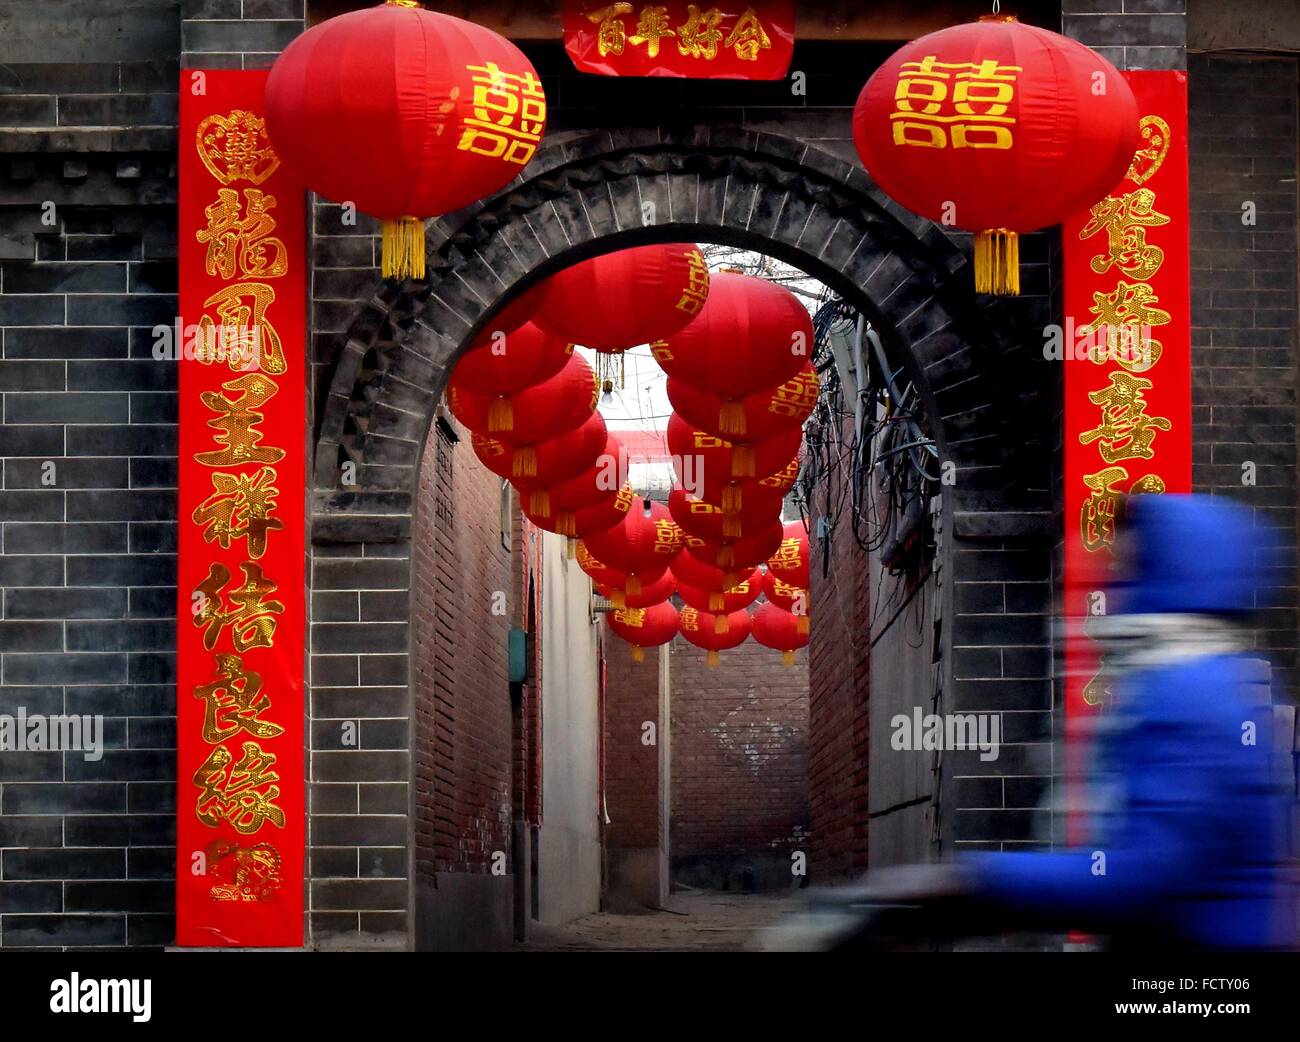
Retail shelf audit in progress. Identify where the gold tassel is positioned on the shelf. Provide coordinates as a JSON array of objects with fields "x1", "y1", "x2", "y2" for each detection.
[
  {"x1": 732, "y1": 445, "x2": 756, "y2": 478},
  {"x1": 782, "y1": 650, "x2": 795, "y2": 667},
  {"x1": 528, "y1": 489, "x2": 550, "y2": 515},
  {"x1": 707, "y1": 650, "x2": 720, "y2": 668},
  {"x1": 722, "y1": 515, "x2": 742, "y2": 539},
  {"x1": 381, "y1": 215, "x2": 426, "y2": 280},
  {"x1": 566, "y1": 537, "x2": 576, "y2": 560},
  {"x1": 514, "y1": 446, "x2": 537, "y2": 478},
  {"x1": 723, "y1": 570, "x2": 740, "y2": 588},
  {"x1": 721, "y1": 485, "x2": 742, "y2": 513},
  {"x1": 557, "y1": 511, "x2": 576, "y2": 538},
  {"x1": 714, "y1": 614, "x2": 729, "y2": 635},
  {"x1": 717, "y1": 546, "x2": 735, "y2": 568},
  {"x1": 719, "y1": 401, "x2": 746, "y2": 436},
  {"x1": 633, "y1": 646, "x2": 645, "y2": 663},
  {"x1": 626, "y1": 574, "x2": 642, "y2": 595},
  {"x1": 708, "y1": 591, "x2": 724, "y2": 612},
  {"x1": 973, "y1": 228, "x2": 1019, "y2": 296},
  {"x1": 796, "y1": 615, "x2": 809, "y2": 637},
  {"x1": 610, "y1": 589, "x2": 626, "y2": 609},
  {"x1": 487, "y1": 397, "x2": 513, "y2": 432}
]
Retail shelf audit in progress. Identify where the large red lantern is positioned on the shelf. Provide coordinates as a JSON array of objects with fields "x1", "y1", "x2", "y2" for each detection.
[
  {"x1": 579, "y1": 500, "x2": 683, "y2": 586},
  {"x1": 668, "y1": 486, "x2": 775, "y2": 543},
  {"x1": 667, "y1": 414, "x2": 801, "y2": 482},
  {"x1": 531, "y1": 244, "x2": 710, "y2": 352},
  {"x1": 447, "y1": 350, "x2": 597, "y2": 444},
  {"x1": 608, "y1": 601, "x2": 679, "y2": 662},
  {"x1": 472, "y1": 411, "x2": 607, "y2": 484},
  {"x1": 697, "y1": 453, "x2": 800, "y2": 514},
  {"x1": 678, "y1": 571, "x2": 761, "y2": 618},
  {"x1": 576, "y1": 543, "x2": 667, "y2": 607},
  {"x1": 683, "y1": 522, "x2": 782, "y2": 571},
  {"x1": 652, "y1": 273, "x2": 812, "y2": 434},
  {"x1": 679, "y1": 606, "x2": 753, "y2": 666},
  {"x1": 767, "y1": 520, "x2": 810, "y2": 589},
  {"x1": 597, "y1": 569, "x2": 677, "y2": 610},
  {"x1": 667, "y1": 364, "x2": 820, "y2": 442},
  {"x1": 265, "y1": 4, "x2": 547, "y2": 278},
  {"x1": 852, "y1": 16, "x2": 1139, "y2": 295},
  {"x1": 752, "y1": 601, "x2": 809, "y2": 665},
  {"x1": 451, "y1": 322, "x2": 573, "y2": 398},
  {"x1": 670, "y1": 549, "x2": 749, "y2": 600},
  {"x1": 763, "y1": 568, "x2": 810, "y2": 636}
]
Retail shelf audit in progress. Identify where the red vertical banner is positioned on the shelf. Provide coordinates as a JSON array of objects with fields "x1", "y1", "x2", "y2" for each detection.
[
  {"x1": 1062, "y1": 71, "x2": 1191, "y2": 829},
  {"x1": 176, "y1": 70, "x2": 306, "y2": 946}
]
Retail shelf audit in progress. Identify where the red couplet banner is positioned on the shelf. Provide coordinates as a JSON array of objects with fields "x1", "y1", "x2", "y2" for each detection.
[
  {"x1": 176, "y1": 69, "x2": 306, "y2": 946},
  {"x1": 563, "y1": 1, "x2": 795, "y2": 79},
  {"x1": 1061, "y1": 71, "x2": 1191, "y2": 831}
]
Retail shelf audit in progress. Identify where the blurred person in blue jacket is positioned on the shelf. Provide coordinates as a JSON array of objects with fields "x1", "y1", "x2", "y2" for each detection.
[{"x1": 773, "y1": 494, "x2": 1297, "y2": 951}]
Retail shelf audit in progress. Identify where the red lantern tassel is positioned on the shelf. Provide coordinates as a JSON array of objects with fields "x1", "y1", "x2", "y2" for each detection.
[
  {"x1": 717, "y1": 546, "x2": 735, "y2": 568},
  {"x1": 528, "y1": 489, "x2": 550, "y2": 515},
  {"x1": 557, "y1": 511, "x2": 576, "y2": 538},
  {"x1": 566, "y1": 537, "x2": 576, "y2": 561},
  {"x1": 626, "y1": 574, "x2": 642, "y2": 595},
  {"x1": 714, "y1": 614, "x2": 729, "y2": 635},
  {"x1": 721, "y1": 485, "x2": 742, "y2": 513},
  {"x1": 381, "y1": 215, "x2": 426, "y2": 280},
  {"x1": 708, "y1": 592, "x2": 724, "y2": 612},
  {"x1": 796, "y1": 615, "x2": 809, "y2": 637},
  {"x1": 514, "y1": 446, "x2": 537, "y2": 477},
  {"x1": 706, "y1": 651, "x2": 720, "y2": 668},
  {"x1": 974, "y1": 228, "x2": 1020, "y2": 296},
  {"x1": 719, "y1": 401, "x2": 746, "y2": 436},
  {"x1": 487, "y1": 397, "x2": 514, "y2": 432},
  {"x1": 610, "y1": 590, "x2": 626, "y2": 610},
  {"x1": 732, "y1": 445, "x2": 756, "y2": 478},
  {"x1": 782, "y1": 650, "x2": 795, "y2": 667},
  {"x1": 632, "y1": 646, "x2": 645, "y2": 663},
  {"x1": 722, "y1": 515, "x2": 742, "y2": 539}
]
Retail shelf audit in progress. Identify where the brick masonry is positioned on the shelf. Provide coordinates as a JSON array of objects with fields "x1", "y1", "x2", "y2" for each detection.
[{"x1": 668, "y1": 639, "x2": 809, "y2": 890}]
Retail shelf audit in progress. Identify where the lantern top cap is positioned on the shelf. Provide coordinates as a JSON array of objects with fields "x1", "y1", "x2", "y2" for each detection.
[
  {"x1": 977, "y1": 12, "x2": 1018, "y2": 22},
  {"x1": 384, "y1": 0, "x2": 423, "y2": 8}
]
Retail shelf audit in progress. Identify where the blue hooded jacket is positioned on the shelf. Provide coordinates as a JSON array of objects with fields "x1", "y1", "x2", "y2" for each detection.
[{"x1": 967, "y1": 494, "x2": 1294, "y2": 949}]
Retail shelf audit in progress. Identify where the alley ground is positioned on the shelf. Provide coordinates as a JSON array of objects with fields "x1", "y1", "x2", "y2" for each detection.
[{"x1": 516, "y1": 890, "x2": 800, "y2": 951}]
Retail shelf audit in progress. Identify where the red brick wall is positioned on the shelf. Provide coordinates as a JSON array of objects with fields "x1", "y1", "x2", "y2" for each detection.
[
  {"x1": 602, "y1": 628, "x2": 661, "y2": 850},
  {"x1": 669, "y1": 640, "x2": 809, "y2": 859},
  {"x1": 412, "y1": 416, "x2": 514, "y2": 878},
  {"x1": 807, "y1": 511, "x2": 872, "y2": 881}
]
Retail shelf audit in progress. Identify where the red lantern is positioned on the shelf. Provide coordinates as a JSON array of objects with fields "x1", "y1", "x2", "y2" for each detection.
[
  {"x1": 683, "y1": 522, "x2": 782, "y2": 571},
  {"x1": 668, "y1": 486, "x2": 776, "y2": 543},
  {"x1": 767, "y1": 520, "x2": 810, "y2": 589},
  {"x1": 472, "y1": 411, "x2": 607, "y2": 484},
  {"x1": 608, "y1": 601, "x2": 679, "y2": 662},
  {"x1": 265, "y1": 4, "x2": 547, "y2": 278},
  {"x1": 667, "y1": 413, "x2": 801, "y2": 483},
  {"x1": 678, "y1": 571, "x2": 761, "y2": 617},
  {"x1": 667, "y1": 364, "x2": 820, "y2": 442},
  {"x1": 526, "y1": 474, "x2": 637, "y2": 539},
  {"x1": 598, "y1": 569, "x2": 677, "y2": 610},
  {"x1": 652, "y1": 273, "x2": 813, "y2": 434},
  {"x1": 447, "y1": 350, "x2": 597, "y2": 445},
  {"x1": 513, "y1": 431, "x2": 625, "y2": 512},
  {"x1": 579, "y1": 500, "x2": 683, "y2": 587},
  {"x1": 531, "y1": 244, "x2": 710, "y2": 352},
  {"x1": 670, "y1": 549, "x2": 748, "y2": 600},
  {"x1": 487, "y1": 283, "x2": 546, "y2": 337},
  {"x1": 698, "y1": 452, "x2": 800, "y2": 514},
  {"x1": 762, "y1": 569, "x2": 810, "y2": 636},
  {"x1": 452, "y1": 322, "x2": 573, "y2": 398},
  {"x1": 852, "y1": 16, "x2": 1139, "y2": 295},
  {"x1": 576, "y1": 543, "x2": 666, "y2": 608},
  {"x1": 679, "y1": 606, "x2": 753, "y2": 666},
  {"x1": 752, "y1": 601, "x2": 809, "y2": 666}
]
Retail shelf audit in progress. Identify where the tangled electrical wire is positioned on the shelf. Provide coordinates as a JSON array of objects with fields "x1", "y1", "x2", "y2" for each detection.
[{"x1": 795, "y1": 290, "x2": 941, "y2": 580}]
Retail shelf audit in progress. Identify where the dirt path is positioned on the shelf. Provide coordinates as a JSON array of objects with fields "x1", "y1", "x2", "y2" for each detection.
[{"x1": 516, "y1": 890, "x2": 799, "y2": 951}]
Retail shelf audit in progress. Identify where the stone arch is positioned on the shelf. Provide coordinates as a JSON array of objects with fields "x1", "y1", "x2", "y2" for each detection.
[{"x1": 311, "y1": 126, "x2": 1039, "y2": 542}]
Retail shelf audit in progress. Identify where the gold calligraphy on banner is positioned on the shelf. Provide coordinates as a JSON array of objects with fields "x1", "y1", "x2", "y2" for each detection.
[{"x1": 588, "y1": 4, "x2": 772, "y2": 61}]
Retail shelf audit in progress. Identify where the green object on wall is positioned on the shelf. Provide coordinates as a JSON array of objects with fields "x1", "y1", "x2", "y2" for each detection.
[{"x1": 508, "y1": 627, "x2": 527, "y2": 683}]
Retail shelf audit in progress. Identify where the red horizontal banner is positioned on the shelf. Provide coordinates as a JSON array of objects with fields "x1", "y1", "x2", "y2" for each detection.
[
  {"x1": 1061, "y1": 71, "x2": 1191, "y2": 832},
  {"x1": 564, "y1": 1, "x2": 794, "y2": 79},
  {"x1": 176, "y1": 69, "x2": 306, "y2": 946}
]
